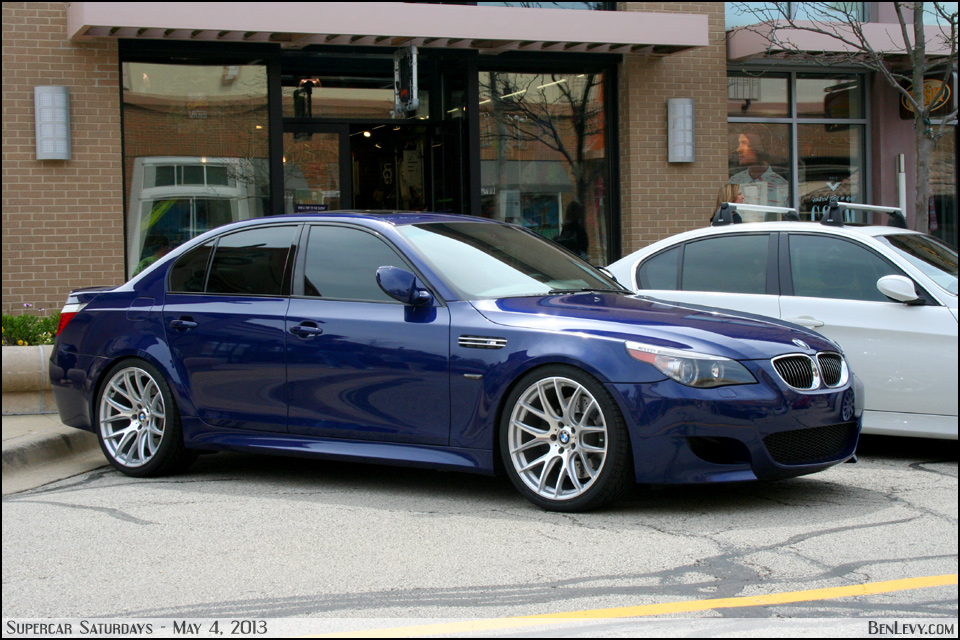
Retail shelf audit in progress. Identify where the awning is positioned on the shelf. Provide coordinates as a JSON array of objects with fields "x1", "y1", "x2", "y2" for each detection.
[
  {"x1": 727, "y1": 19, "x2": 956, "y2": 61},
  {"x1": 68, "y1": 2, "x2": 708, "y2": 55}
]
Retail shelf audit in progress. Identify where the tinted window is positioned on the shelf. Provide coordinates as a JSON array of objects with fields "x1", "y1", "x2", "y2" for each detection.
[
  {"x1": 637, "y1": 247, "x2": 679, "y2": 290},
  {"x1": 206, "y1": 226, "x2": 296, "y2": 296},
  {"x1": 168, "y1": 241, "x2": 213, "y2": 293},
  {"x1": 302, "y1": 226, "x2": 408, "y2": 302},
  {"x1": 789, "y1": 235, "x2": 899, "y2": 302},
  {"x1": 681, "y1": 235, "x2": 769, "y2": 294}
]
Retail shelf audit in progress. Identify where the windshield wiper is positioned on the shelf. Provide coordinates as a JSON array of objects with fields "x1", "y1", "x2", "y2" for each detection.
[{"x1": 547, "y1": 287, "x2": 628, "y2": 295}]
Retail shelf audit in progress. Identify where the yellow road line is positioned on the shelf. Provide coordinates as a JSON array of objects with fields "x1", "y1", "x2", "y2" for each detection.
[{"x1": 307, "y1": 573, "x2": 958, "y2": 638}]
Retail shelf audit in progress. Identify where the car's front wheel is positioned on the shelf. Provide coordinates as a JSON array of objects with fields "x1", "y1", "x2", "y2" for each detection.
[
  {"x1": 96, "y1": 360, "x2": 195, "y2": 477},
  {"x1": 500, "y1": 366, "x2": 632, "y2": 511}
]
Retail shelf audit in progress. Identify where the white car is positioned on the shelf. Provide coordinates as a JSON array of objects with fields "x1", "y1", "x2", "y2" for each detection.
[{"x1": 607, "y1": 204, "x2": 958, "y2": 440}]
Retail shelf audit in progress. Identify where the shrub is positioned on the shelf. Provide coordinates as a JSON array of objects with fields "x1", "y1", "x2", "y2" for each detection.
[{"x1": 2, "y1": 311, "x2": 60, "y2": 346}]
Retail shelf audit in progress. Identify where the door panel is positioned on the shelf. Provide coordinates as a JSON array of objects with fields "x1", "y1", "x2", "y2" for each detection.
[
  {"x1": 286, "y1": 299, "x2": 451, "y2": 444},
  {"x1": 782, "y1": 233, "x2": 958, "y2": 418},
  {"x1": 285, "y1": 223, "x2": 451, "y2": 444},
  {"x1": 778, "y1": 296, "x2": 957, "y2": 417},
  {"x1": 164, "y1": 295, "x2": 290, "y2": 432}
]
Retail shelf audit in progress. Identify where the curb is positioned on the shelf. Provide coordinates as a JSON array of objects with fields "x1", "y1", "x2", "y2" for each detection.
[
  {"x1": 1, "y1": 423, "x2": 104, "y2": 494},
  {"x1": 2, "y1": 345, "x2": 56, "y2": 415},
  {"x1": 2, "y1": 425, "x2": 99, "y2": 473}
]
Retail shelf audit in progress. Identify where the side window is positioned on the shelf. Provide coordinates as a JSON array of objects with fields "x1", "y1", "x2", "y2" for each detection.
[
  {"x1": 789, "y1": 235, "x2": 900, "y2": 302},
  {"x1": 302, "y1": 226, "x2": 409, "y2": 302},
  {"x1": 637, "y1": 246, "x2": 679, "y2": 290},
  {"x1": 168, "y1": 241, "x2": 213, "y2": 293},
  {"x1": 205, "y1": 226, "x2": 296, "y2": 296},
  {"x1": 681, "y1": 235, "x2": 769, "y2": 294}
]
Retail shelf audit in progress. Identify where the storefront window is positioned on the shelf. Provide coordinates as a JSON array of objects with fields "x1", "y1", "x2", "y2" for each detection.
[
  {"x1": 122, "y1": 61, "x2": 269, "y2": 277},
  {"x1": 798, "y1": 124, "x2": 864, "y2": 219},
  {"x1": 930, "y1": 127, "x2": 958, "y2": 247},
  {"x1": 727, "y1": 71, "x2": 867, "y2": 221},
  {"x1": 797, "y1": 74, "x2": 863, "y2": 119},
  {"x1": 727, "y1": 122, "x2": 792, "y2": 214},
  {"x1": 478, "y1": 71, "x2": 608, "y2": 264},
  {"x1": 282, "y1": 74, "x2": 429, "y2": 120},
  {"x1": 728, "y1": 73, "x2": 789, "y2": 118}
]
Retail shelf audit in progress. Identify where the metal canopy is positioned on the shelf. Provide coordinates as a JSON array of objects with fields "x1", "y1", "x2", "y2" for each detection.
[{"x1": 68, "y1": 2, "x2": 709, "y2": 56}]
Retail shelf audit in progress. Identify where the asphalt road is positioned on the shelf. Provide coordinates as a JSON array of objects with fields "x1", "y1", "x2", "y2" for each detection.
[{"x1": 2, "y1": 435, "x2": 957, "y2": 634}]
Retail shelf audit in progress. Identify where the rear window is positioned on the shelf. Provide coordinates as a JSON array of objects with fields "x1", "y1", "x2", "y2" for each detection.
[
  {"x1": 681, "y1": 235, "x2": 769, "y2": 295},
  {"x1": 206, "y1": 226, "x2": 297, "y2": 296},
  {"x1": 168, "y1": 242, "x2": 213, "y2": 293}
]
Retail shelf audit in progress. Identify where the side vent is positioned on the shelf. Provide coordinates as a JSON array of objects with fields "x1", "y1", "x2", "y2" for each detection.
[{"x1": 459, "y1": 335, "x2": 507, "y2": 350}]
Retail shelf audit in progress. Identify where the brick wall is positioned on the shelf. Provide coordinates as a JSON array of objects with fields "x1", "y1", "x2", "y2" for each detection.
[
  {"x1": 617, "y1": 2, "x2": 728, "y2": 255},
  {"x1": 1, "y1": 2, "x2": 123, "y2": 316}
]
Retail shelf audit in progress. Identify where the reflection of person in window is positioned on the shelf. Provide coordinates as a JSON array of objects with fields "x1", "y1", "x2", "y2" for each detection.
[
  {"x1": 729, "y1": 124, "x2": 789, "y2": 208},
  {"x1": 555, "y1": 201, "x2": 589, "y2": 259},
  {"x1": 133, "y1": 235, "x2": 171, "y2": 276}
]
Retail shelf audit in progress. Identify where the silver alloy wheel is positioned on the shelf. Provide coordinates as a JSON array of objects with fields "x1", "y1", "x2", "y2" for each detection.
[
  {"x1": 507, "y1": 376, "x2": 608, "y2": 501},
  {"x1": 99, "y1": 366, "x2": 166, "y2": 468}
]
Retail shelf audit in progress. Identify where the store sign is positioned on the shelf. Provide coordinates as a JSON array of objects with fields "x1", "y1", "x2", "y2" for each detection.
[
  {"x1": 394, "y1": 45, "x2": 419, "y2": 114},
  {"x1": 294, "y1": 203, "x2": 329, "y2": 213},
  {"x1": 899, "y1": 77, "x2": 954, "y2": 119}
]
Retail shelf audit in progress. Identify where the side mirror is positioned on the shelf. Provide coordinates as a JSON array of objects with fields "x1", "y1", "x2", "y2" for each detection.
[
  {"x1": 598, "y1": 267, "x2": 618, "y2": 283},
  {"x1": 376, "y1": 266, "x2": 433, "y2": 306},
  {"x1": 877, "y1": 275, "x2": 923, "y2": 305}
]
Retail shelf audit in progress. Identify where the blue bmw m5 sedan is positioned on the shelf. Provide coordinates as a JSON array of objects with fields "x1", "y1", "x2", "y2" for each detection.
[{"x1": 50, "y1": 212, "x2": 863, "y2": 511}]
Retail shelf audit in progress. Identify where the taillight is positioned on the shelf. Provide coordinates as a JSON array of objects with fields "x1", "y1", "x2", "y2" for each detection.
[
  {"x1": 56, "y1": 301, "x2": 86, "y2": 336},
  {"x1": 55, "y1": 312, "x2": 77, "y2": 336}
]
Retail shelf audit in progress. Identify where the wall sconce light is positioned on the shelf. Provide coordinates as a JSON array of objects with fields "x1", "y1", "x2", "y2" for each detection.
[
  {"x1": 667, "y1": 98, "x2": 694, "y2": 163},
  {"x1": 34, "y1": 86, "x2": 71, "y2": 160}
]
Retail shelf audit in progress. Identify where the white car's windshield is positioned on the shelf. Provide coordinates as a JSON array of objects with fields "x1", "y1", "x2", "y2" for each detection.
[
  {"x1": 398, "y1": 222, "x2": 623, "y2": 300},
  {"x1": 878, "y1": 234, "x2": 958, "y2": 296}
]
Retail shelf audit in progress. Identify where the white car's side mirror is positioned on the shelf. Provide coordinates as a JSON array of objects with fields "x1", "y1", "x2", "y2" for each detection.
[{"x1": 877, "y1": 275, "x2": 922, "y2": 305}]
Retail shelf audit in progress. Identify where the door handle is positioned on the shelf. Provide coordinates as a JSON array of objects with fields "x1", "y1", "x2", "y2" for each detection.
[
  {"x1": 290, "y1": 323, "x2": 324, "y2": 337},
  {"x1": 169, "y1": 318, "x2": 198, "y2": 330},
  {"x1": 785, "y1": 316, "x2": 825, "y2": 328}
]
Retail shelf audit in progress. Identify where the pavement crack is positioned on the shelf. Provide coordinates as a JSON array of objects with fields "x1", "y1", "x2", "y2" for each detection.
[{"x1": 11, "y1": 499, "x2": 156, "y2": 525}]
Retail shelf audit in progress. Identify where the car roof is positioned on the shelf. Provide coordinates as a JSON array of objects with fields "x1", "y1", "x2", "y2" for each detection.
[
  {"x1": 645, "y1": 221, "x2": 919, "y2": 250},
  {"x1": 263, "y1": 210, "x2": 497, "y2": 227}
]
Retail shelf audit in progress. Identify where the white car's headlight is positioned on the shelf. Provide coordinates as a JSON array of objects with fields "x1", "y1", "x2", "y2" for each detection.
[{"x1": 625, "y1": 341, "x2": 757, "y2": 388}]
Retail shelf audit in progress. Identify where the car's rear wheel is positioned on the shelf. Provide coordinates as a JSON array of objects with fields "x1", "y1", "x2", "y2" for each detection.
[
  {"x1": 96, "y1": 360, "x2": 195, "y2": 477},
  {"x1": 500, "y1": 365, "x2": 632, "y2": 511}
]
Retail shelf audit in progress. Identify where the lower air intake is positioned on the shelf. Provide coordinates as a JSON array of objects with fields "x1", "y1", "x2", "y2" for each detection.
[{"x1": 763, "y1": 422, "x2": 857, "y2": 465}]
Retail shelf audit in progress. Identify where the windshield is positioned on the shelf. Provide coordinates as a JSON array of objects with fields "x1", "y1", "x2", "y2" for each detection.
[
  {"x1": 397, "y1": 222, "x2": 623, "y2": 300},
  {"x1": 878, "y1": 234, "x2": 958, "y2": 296}
]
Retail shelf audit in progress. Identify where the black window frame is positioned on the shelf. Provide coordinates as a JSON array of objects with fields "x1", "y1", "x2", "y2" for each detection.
[
  {"x1": 166, "y1": 224, "x2": 300, "y2": 297},
  {"x1": 290, "y1": 222, "x2": 440, "y2": 305},
  {"x1": 671, "y1": 233, "x2": 779, "y2": 296}
]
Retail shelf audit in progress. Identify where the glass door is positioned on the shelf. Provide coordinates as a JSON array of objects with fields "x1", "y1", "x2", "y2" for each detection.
[{"x1": 282, "y1": 124, "x2": 351, "y2": 212}]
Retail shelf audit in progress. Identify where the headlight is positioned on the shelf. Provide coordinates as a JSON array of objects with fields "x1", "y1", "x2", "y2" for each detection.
[{"x1": 625, "y1": 341, "x2": 756, "y2": 388}]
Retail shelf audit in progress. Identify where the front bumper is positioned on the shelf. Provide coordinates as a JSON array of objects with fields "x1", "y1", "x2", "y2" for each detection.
[{"x1": 609, "y1": 370, "x2": 864, "y2": 485}]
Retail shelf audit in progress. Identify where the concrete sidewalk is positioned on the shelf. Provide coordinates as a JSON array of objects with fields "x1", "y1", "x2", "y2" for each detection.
[{"x1": 1, "y1": 413, "x2": 106, "y2": 495}]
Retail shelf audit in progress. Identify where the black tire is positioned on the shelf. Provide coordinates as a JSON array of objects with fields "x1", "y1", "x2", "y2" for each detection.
[
  {"x1": 95, "y1": 359, "x2": 196, "y2": 477},
  {"x1": 499, "y1": 365, "x2": 632, "y2": 512}
]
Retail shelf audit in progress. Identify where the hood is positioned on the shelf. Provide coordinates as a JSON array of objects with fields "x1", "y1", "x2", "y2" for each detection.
[{"x1": 472, "y1": 292, "x2": 837, "y2": 360}]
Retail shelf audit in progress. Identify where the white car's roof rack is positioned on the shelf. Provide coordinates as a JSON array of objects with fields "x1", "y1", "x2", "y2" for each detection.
[
  {"x1": 821, "y1": 202, "x2": 908, "y2": 228},
  {"x1": 711, "y1": 203, "x2": 799, "y2": 226},
  {"x1": 710, "y1": 201, "x2": 909, "y2": 229}
]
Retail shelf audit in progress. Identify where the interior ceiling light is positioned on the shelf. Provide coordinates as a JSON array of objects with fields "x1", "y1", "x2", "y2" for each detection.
[{"x1": 363, "y1": 131, "x2": 372, "y2": 137}]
